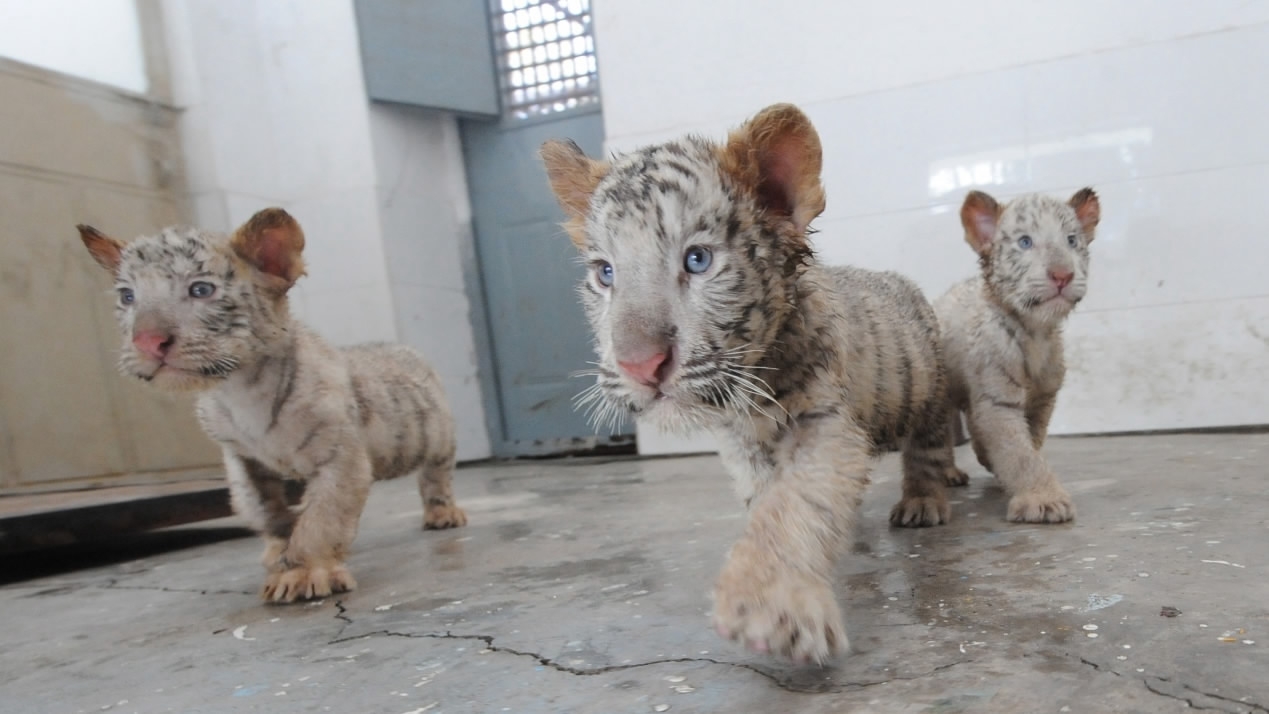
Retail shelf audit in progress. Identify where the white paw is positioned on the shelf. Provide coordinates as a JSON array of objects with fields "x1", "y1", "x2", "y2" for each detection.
[
  {"x1": 423, "y1": 502, "x2": 468, "y2": 530},
  {"x1": 712, "y1": 565, "x2": 847, "y2": 664},
  {"x1": 261, "y1": 563, "x2": 357, "y2": 603},
  {"x1": 1007, "y1": 486, "x2": 1075, "y2": 523}
]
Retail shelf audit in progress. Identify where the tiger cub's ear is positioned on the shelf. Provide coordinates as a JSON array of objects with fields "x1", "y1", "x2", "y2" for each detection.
[
  {"x1": 1068, "y1": 188, "x2": 1101, "y2": 243},
  {"x1": 540, "y1": 139, "x2": 610, "y2": 250},
  {"x1": 230, "y1": 207, "x2": 307, "y2": 293},
  {"x1": 719, "y1": 103, "x2": 826, "y2": 236},
  {"x1": 960, "y1": 191, "x2": 1002, "y2": 257},
  {"x1": 77, "y1": 225, "x2": 126, "y2": 274}
]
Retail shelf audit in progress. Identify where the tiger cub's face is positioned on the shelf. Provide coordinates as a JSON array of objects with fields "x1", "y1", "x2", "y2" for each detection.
[
  {"x1": 961, "y1": 189, "x2": 1101, "y2": 325},
  {"x1": 77, "y1": 209, "x2": 306, "y2": 391},
  {"x1": 541, "y1": 104, "x2": 826, "y2": 433}
]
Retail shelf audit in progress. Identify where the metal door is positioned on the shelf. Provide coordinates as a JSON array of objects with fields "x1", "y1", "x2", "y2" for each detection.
[{"x1": 462, "y1": 0, "x2": 632, "y2": 456}]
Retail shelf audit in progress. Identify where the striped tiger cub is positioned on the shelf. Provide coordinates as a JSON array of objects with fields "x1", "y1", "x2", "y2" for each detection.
[
  {"x1": 936, "y1": 188, "x2": 1101, "y2": 523},
  {"x1": 540, "y1": 103, "x2": 958, "y2": 664},
  {"x1": 77, "y1": 209, "x2": 466, "y2": 604}
]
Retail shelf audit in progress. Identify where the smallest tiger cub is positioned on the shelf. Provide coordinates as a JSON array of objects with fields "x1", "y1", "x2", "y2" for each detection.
[
  {"x1": 78, "y1": 208, "x2": 466, "y2": 603},
  {"x1": 935, "y1": 188, "x2": 1101, "y2": 523}
]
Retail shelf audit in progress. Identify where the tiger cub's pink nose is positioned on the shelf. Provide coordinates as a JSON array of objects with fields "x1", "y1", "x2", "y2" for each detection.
[
  {"x1": 617, "y1": 351, "x2": 672, "y2": 387},
  {"x1": 132, "y1": 330, "x2": 174, "y2": 360}
]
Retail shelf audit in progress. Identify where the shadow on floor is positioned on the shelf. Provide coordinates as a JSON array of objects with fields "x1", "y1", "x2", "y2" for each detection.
[{"x1": 0, "y1": 526, "x2": 253, "y2": 587}]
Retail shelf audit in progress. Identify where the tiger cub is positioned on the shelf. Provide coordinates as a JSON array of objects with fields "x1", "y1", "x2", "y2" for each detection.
[
  {"x1": 935, "y1": 189, "x2": 1101, "y2": 523},
  {"x1": 78, "y1": 209, "x2": 466, "y2": 603},
  {"x1": 540, "y1": 103, "x2": 959, "y2": 664}
]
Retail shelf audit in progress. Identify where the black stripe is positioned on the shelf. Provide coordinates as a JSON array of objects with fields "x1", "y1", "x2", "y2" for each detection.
[
  {"x1": 296, "y1": 423, "x2": 323, "y2": 452},
  {"x1": 795, "y1": 408, "x2": 840, "y2": 426},
  {"x1": 997, "y1": 314, "x2": 1020, "y2": 344},
  {"x1": 351, "y1": 376, "x2": 373, "y2": 425},
  {"x1": 896, "y1": 344, "x2": 914, "y2": 435},
  {"x1": 248, "y1": 355, "x2": 271, "y2": 386},
  {"x1": 868, "y1": 308, "x2": 892, "y2": 429},
  {"x1": 269, "y1": 357, "x2": 297, "y2": 430}
]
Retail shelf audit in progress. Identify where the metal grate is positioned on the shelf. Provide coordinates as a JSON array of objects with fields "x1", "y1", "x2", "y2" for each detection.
[{"x1": 491, "y1": 0, "x2": 600, "y2": 120}]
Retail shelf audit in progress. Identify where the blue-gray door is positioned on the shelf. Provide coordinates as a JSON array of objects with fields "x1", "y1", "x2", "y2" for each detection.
[
  {"x1": 354, "y1": 0, "x2": 631, "y2": 456},
  {"x1": 462, "y1": 112, "x2": 623, "y2": 455},
  {"x1": 462, "y1": 0, "x2": 632, "y2": 457}
]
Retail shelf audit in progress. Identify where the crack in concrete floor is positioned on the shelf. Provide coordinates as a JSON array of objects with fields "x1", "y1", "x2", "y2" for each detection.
[
  {"x1": 328, "y1": 599, "x2": 972, "y2": 695},
  {"x1": 100, "y1": 578, "x2": 254, "y2": 596},
  {"x1": 1078, "y1": 654, "x2": 1267, "y2": 714}
]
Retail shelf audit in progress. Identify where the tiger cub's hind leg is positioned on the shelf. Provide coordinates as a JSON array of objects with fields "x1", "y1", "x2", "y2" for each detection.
[
  {"x1": 417, "y1": 453, "x2": 467, "y2": 530},
  {"x1": 943, "y1": 411, "x2": 971, "y2": 487},
  {"x1": 890, "y1": 403, "x2": 956, "y2": 527}
]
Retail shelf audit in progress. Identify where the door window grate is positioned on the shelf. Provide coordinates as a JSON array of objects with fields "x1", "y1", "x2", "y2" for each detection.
[{"x1": 491, "y1": 0, "x2": 600, "y2": 120}]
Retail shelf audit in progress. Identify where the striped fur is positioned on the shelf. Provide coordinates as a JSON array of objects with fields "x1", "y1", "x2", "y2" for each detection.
[
  {"x1": 935, "y1": 188, "x2": 1101, "y2": 523},
  {"x1": 77, "y1": 209, "x2": 465, "y2": 603},
  {"x1": 542, "y1": 104, "x2": 957, "y2": 664}
]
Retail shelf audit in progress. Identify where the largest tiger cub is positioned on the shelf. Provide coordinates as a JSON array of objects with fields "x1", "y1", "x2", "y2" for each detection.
[{"x1": 540, "y1": 104, "x2": 959, "y2": 664}]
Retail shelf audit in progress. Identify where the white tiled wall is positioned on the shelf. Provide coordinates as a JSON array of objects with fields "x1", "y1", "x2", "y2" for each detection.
[
  {"x1": 591, "y1": 2, "x2": 1269, "y2": 454},
  {"x1": 368, "y1": 104, "x2": 492, "y2": 459},
  {"x1": 161, "y1": 0, "x2": 491, "y2": 460}
]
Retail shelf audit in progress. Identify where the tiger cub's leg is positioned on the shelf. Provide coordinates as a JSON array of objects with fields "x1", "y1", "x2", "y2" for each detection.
[
  {"x1": 417, "y1": 451, "x2": 467, "y2": 530},
  {"x1": 223, "y1": 450, "x2": 296, "y2": 574},
  {"x1": 943, "y1": 411, "x2": 971, "y2": 487},
  {"x1": 967, "y1": 391, "x2": 1074, "y2": 524},
  {"x1": 890, "y1": 401, "x2": 955, "y2": 527}
]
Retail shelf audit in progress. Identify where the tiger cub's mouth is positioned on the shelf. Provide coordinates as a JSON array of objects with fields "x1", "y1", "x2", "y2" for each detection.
[{"x1": 129, "y1": 354, "x2": 239, "y2": 384}]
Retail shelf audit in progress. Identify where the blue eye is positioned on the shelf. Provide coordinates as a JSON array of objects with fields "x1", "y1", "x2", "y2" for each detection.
[
  {"x1": 118, "y1": 287, "x2": 135, "y2": 305},
  {"x1": 189, "y1": 281, "x2": 216, "y2": 298},
  {"x1": 595, "y1": 261, "x2": 614, "y2": 287},
  {"x1": 684, "y1": 246, "x2": 712, "y2": 274},
  {"x1": 1018, "y1": 235, "x2": 1033, "y2": 249},
  {"x1": 1067, "y1": 234, "x2": 1078, "y2": 248}
]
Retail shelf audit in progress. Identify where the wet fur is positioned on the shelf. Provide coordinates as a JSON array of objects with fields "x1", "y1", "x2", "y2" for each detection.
[
  {"x1": 542, "y1": 104, "x2": 958, "y2": 664},
  {"x1": 935, "y1": 189, "x2": 1101, "y2": 523},
  {"x1": 77, "y1": 209, "x2": 466, "y2": 603}
]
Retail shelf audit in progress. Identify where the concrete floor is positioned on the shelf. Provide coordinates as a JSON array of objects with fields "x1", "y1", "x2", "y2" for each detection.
[{"x1": 2, "y1": 433, "x2": 1267, "y2": 714}]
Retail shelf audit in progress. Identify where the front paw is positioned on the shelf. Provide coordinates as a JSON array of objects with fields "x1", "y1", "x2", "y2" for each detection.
[
  {"x1": 261, "y1": 562, "x2": 357, "y2": 603},
  {"x1": 712, "y1": 562, "x2": 847, "y2": 665},
  {"x1": 1007, "y1": 486, "x2": 1075, "y2": 523},
  {"x1": 889, "y1": 494, "x2": 950, "y2": 527},
  {"x1": 424, "y1": 503, "x2": 468, "y2": 530}
]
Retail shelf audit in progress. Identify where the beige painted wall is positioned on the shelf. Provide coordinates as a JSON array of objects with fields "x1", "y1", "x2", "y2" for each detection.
[{"x1": 0, "y1": 58, "x2": 220, "y2": 493}]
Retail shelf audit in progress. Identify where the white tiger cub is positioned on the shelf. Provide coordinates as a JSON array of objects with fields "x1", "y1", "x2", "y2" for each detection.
[
  {"x1": 541, "y1": 104, "x2": 960, "y2": 664},
  {"x1": 936, "y1": 188, "x2": 1101, "y2": 523},
  {"x1": 78, "y1": 209, "x2": 467, "y2": 603}
]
